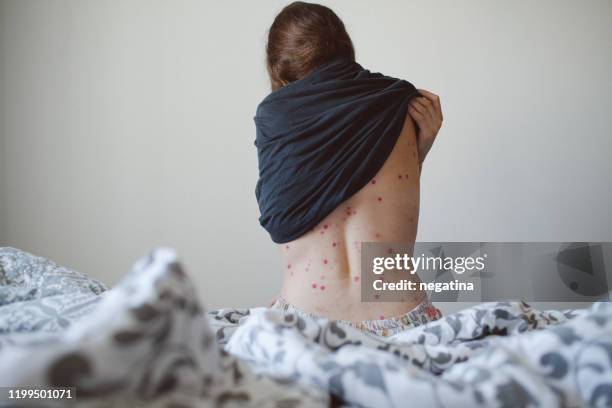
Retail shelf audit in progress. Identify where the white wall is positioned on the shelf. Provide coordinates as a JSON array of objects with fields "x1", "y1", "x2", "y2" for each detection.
[
  {"x1": 1, "y1": 0, "x2": 611, "y2": 310},
  {"x1": 0, "y1": 128, "x2": 4, "y2": 244},
  {"x1": 0, "y1": 121, "x2": 4, "y2": 245},
  {"x1": 0, "y1": 5, "x2": 6, "y2": 245},
  {"x1": 0, "y1": 94, "x2": 4, "y2": 244}
]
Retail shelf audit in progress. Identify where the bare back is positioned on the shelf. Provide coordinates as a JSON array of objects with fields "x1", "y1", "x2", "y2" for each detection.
[{"x1": 277, "y1": 113, "x2": 425, "y2": 322}]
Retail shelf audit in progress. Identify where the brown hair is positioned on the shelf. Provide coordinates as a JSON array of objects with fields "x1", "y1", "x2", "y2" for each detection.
[{"x1": 266, "y1": 2, "x2": 355, "y2": 91}]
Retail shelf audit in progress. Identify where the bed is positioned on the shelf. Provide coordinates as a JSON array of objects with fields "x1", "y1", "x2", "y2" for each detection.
[{"x1": 1, "y1": 247, "x2": 611, "y2": 407}]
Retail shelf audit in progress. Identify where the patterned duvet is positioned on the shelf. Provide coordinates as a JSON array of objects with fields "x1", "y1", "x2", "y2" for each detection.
[{"x1": 0, "y1": 247, "x2": 611, "y2": 407}]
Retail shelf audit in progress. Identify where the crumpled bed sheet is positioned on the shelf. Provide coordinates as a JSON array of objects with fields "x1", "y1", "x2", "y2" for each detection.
[{"x1": 0, "y1": 247, "x2": 611, "y2": 407}]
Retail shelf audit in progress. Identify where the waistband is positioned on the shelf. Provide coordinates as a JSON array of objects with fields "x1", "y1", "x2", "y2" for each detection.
[{"x1": 270, "y1": 296, "x2": 442, "y2": 337}]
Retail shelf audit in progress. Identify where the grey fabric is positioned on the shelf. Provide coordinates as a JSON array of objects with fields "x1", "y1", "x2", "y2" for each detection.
[
  {"x1": 0, "y1": 247, "x2": 611, "y2": 407},
  {"x1": 0, "y1": 247, "x2": 106, "y2": 338}
]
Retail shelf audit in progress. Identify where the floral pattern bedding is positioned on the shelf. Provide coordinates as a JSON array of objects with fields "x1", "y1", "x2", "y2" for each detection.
[{"x1": 0, "y1": 247, "x2": 611, "y2": 407}]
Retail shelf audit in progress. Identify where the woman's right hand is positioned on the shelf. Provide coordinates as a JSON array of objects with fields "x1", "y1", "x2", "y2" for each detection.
[{"x1": 408, "y1": 89, "x2": 443, "y2": 167}]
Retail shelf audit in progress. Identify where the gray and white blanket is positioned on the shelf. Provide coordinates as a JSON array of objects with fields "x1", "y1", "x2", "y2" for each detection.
[{"x1": 0, "y1": 247, "x2": 611, "y2": 407}]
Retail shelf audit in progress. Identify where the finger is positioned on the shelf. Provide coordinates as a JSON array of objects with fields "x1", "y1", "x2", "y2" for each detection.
[
  {"x1": 420, "y1": 97, "x2": 437, "y2": 122},
  {"x1": 417, "y1": 88, "x2": 436, "y2": 99},
  {"x1": 417, "y1": 88, "x2": 439, "y2": 105},
  {"x1": 417, "y1": 88, "x2": 442, "y2": 119},
  {"x1": 413, "y1": 98, "x2": 435, "y2": 123},
  {"x1": 409, "y1": 103, "x2": 430, "y2": 127},
  {"x1": 407, "y1": 105, "x2": 424, "y2": 120},
  {"x1": 407, "y1": 106, "x2": 427, "y2": 125},
  {"x1": 414, "y1": 96, "x2": 441, "y2": 127},
  {"x1": 409, "y1": 98, "x2": 429, "y2": 116},
  {"x1": 408, "y1": 107, "x2": 432, "y2": 133}
]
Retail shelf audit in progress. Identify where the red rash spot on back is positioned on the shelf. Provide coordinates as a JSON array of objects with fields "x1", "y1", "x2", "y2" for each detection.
[
  {"x1": 285, "y1": 245, "x2": 290, "y2": 250},
  {"x1": 398, "y1": 174, "x2": 402, "y2": 179},
  {"x1": 354, "y1": 276, "x2": 360, "y2": 283},
  {"x1": 312, "y1": 283, "x2": 317, "y2": 289},
  {"x1": 332, "y1": 242, "x2": 337, "y2": 247},
  {"x1": 371, "y1": 179, "x2": 376, "y2": 184},
  {"x1": 405, "y1": 174, "x2": 409, "y2": 179},
  {"x1": 323, "y1": 224, "x2": 328, "y2": 229},
  {"x1": 320, "y1": 285, "x2": 326, "y2": 291},
  {"x1": 377, "y1": 197, "x2": 383, "y2": 202},
  {"x1": 375, "y1": 233, "x2": 381, "y2": 238},
  {"x1": 379, "y1": 315, "x2": 385, "y2": 320},
  {"x1": 287, "y1": 264, "x2": 291, "y2": 269},
  {"x1": 323, "y1": 259, "x2": 328, "y2": 265}
]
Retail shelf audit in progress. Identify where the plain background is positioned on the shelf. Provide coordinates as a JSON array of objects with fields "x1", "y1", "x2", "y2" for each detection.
[{"x1": 1, "y1": 1, "x2": 611, "y2": 312}]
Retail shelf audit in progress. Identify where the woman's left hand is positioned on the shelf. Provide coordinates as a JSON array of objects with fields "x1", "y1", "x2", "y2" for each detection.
[{"x1": 407, "y1": 89, "x2": 443, "y2": 167}]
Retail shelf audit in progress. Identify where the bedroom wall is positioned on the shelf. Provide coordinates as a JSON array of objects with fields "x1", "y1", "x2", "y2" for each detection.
[
  {"x1": 0, "y1": 6, "x2": 6, "y2": 246},
  {"x1": 0, "y1": 122, "x2": 4, "y2": 245},
  {"x1": 0, "y1": 94, "x2": 4, "y2": 245},
  {"x1": 1, "y1": 0, "x2": 611, "y2": 311},
  {"x1": 0, "y1": 128, "x2": 4, "y2": 245}
]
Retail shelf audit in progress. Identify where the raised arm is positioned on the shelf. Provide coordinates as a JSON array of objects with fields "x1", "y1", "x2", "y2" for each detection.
[{"x1": 407, "y1": 89, "x2": 443, "y2": 171}]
